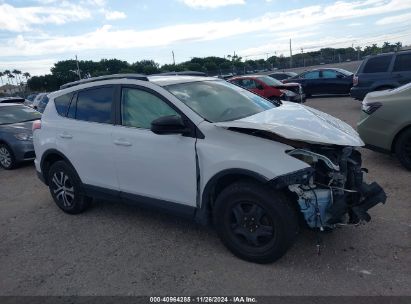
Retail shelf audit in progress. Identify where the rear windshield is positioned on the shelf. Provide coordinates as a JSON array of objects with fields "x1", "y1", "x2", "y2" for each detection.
[
  {"x1": 363, "y1": 55, "x2": 392, "y2": 73},
  {"x1": 0, "y1": 105, "x2": 41, "y2": 125}
]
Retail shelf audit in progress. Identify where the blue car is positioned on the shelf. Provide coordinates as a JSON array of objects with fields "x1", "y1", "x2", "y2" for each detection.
[{"x1": 0, "y1": 104, "x2": 41, "y2": 169}]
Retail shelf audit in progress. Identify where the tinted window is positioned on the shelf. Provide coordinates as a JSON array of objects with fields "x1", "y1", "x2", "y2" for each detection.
[
  {"x1": 238, "y1": 79, "x2": 257, "y2": 89},
  {"x1": 54, "y1": 93, "x2": 72, "y2": 116},
  {"x1": 322, "y1": 70, "x2": 338, "y2": 78},
  {"x1": 302, "y1": 71, "x2": 320, "y2": 79},
  {"x1": 363, "y1": 55, "x2": 392, "y2": 73},
  {"x1": 393, "y1": 53, "x2": 411, "y2": 72},
  {"x1": 76, "y1": 87, "x2": 113, "y2": 123},
  {"x1": 121, "y1": 88, "x2": 179, "y2": 129}
]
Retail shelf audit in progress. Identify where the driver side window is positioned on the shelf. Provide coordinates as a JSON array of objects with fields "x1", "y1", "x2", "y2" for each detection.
[{"x1": 121, "y1": 88, "x2": 179, "y2": 129}]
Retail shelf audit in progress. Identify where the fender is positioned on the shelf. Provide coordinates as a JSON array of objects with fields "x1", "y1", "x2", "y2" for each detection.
[
  {"x1": 194, "y1": 168, "x2": 269, "y2": 225},
  {"x1": 40, "y1": 148, "x2": 82, "y2": 185}
]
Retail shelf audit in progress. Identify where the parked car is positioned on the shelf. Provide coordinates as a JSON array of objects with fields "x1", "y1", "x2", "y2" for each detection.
[
  {"x1": 30, "y1": 93, "x2": 48, "y2": 111},
  {"x1": 268, "y1": 71, "x2": 298, "y2": 81},
  {"x1": 283, "y1": 68, "x2": 353, "y2": 97},
  {"x1": 0, "y1": 97, "x2": 25, "y2": 103},
  {"x1": 351, "y1": 50, "x2": 411, "y2": 100},
  {"x1": 357, "y1": 82, "x2": 411, "y2": 170},
  {"x1": 228, "y1": 75, "x2": 305, "y2": 103},
  {"x1": 0, "y1": 104, "x2": 41, "y2": 169},
  {"x1": 33, "y1": 74, "x2": 386, "y2": 263}
]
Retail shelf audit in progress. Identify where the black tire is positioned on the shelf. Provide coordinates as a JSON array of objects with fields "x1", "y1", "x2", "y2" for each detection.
[
  {"x1": 48, "y1": 161, "x2": 90, "y2": 214},
  {"x1": 213, "y1": 181, "x2": 298, "y2": 264},
  {"x1": 395, "y1": 128, "x2": 411, "y2": 170},
  {"x1": 0, "y1": 143, "x2": 16, "y2": 170}
]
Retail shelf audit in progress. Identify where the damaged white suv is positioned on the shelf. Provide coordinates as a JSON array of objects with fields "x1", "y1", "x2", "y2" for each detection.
[{"x1": 33, "y1": 74, "x2": 386, "y2": 263}]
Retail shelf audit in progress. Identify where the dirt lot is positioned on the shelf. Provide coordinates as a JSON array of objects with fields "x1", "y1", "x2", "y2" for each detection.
[{"x1": 0, "y1": 96, "x2": 410, "y2": 296}]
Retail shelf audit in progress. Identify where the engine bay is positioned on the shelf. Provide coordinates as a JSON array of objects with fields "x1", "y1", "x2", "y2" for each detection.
[{"x1": 287, "y1": 146, "x2": 387, "y2": 229}]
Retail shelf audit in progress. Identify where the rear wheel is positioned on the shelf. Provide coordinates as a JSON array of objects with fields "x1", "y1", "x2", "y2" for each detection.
[
  {"x1": 48, "y1": 161, "x2": 90, "y2": 214},
  {"x1": 0, "y1": 144, "x2": 15, "y2": 170},
  {"x1": 395, "y1": 128, "x2": 411, "y2": 170},
  {"x1": 213, "y1": 181, "x2": 298, "y2": 263}
]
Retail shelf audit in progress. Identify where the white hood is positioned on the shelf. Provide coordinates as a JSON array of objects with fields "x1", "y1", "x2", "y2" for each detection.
[{"x1": 214, "y1": 101, "x2": 364, "y2": 146}]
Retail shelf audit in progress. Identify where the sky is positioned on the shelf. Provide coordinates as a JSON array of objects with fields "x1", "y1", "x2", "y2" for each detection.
[{"x1": 1, "y1": 0, "x2": 411, "y2": 76}]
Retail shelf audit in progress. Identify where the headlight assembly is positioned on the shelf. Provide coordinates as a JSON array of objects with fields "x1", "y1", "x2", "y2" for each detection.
[{"x1": 14, "y1": 133, "x2": 33, "y2": 141}]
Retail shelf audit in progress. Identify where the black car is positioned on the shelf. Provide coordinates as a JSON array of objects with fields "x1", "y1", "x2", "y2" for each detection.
[
  {"x1": 351, "y1": 49, "x2": 411, "y2": 100},
  {"x1": 0, "y1": 104, "x2": 41, "y2": 169},
  {"x1": 268, "y1": 71, "x2": 297, "y2": 81},
  {"x1": 283, "y1": 68, "x2": 353, "y2": 97},
  {"x1": 0, "y1": 97, "x2": 25, "y2": 103}
]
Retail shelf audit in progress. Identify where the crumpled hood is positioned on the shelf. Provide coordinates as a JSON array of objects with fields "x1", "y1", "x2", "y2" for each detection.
[{"x1": 214, "y1": 101, "x2": 364, "y2": 146}]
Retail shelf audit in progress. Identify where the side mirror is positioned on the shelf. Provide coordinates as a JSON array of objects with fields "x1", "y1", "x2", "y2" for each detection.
[{"x1": 151, "y1": 115, "x2": 190, "y2": 135}]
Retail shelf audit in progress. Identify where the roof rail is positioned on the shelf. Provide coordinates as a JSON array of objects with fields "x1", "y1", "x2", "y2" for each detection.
[
  {"x1": 60, "y1": 73, "x2": 148, "y2": 90},
  {"x1": 152, "y1": 71, "x2": 207, "y2": 76}
]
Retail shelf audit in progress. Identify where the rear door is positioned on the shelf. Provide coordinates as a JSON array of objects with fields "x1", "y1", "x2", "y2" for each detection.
[
  {"x1": 392, "y1": 52, "x2": 411, "y2": 86},
  {"x1": 55, "y1": 86, "x2": 119, "y2": 190},
  {"x1": 300, "y1": 71, "x2": 321, "y2": 95},
  {"x1": 320, "y1": 70, "x2": 351, "y2": 94}
]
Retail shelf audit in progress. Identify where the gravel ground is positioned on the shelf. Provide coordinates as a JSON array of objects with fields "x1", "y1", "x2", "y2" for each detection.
[{"x1": 0, "y1": 96, "x2": 410, "y2": 296}]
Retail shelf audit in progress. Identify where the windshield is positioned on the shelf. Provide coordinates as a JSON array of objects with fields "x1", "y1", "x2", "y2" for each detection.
[
  {"x1": 0, "y1": 105, "x2": 41, "y2": 125},
  {"x1": 257, "y1": 76, "x2": 283, "y2": 86},
  {"x1": 166, "y1": 80, "x2": 276, "y2": 122}
]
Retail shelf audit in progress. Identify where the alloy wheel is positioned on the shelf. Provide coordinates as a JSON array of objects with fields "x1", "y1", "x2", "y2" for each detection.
[
  {"x1": 0, "y1": 147, "x2": 12, "y2": 168},
  {"x1": 51, "y1": 171, "x2": 75, "y2": 208},
  {"x1": 230, "y1": 202, "x2": 275, "y2": 247}
]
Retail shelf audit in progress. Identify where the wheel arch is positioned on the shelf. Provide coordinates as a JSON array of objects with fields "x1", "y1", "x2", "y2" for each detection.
[
  {"x1": 391, "y1": 124, "x2": 411, "y2": 153},
  {"x1": 40, "y1": 149, "x2": 80, "y2": 185},
  {"x1": 195, "y1": 169, "x2": 269, "y2": 225}
]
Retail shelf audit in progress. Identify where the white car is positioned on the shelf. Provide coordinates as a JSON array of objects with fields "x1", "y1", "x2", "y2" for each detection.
[{"x1": 33, "y1": 74, "x2": 386, "y2": 263}]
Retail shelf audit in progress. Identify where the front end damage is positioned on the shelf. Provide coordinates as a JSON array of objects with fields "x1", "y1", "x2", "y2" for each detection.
[{"x1": 285, "y1": 146, "x2": 387, "y2": 229}]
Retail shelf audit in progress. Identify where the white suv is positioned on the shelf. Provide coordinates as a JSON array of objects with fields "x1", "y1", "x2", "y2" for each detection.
[{"x1": 33, "y1": 74, "x2": 386, "y2": 263}]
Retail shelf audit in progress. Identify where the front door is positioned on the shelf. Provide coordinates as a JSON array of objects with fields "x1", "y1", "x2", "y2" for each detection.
[{"x1": 112, "y1": 86, "x2": 197, "y2": 206}]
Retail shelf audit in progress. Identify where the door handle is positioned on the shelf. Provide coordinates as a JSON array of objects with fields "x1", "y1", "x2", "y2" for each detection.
[
  {"x1": 114, "y1": 139, "x2": 132, "y2": 147},
  {"x1": 59, "y1": 133, "x2": 72, "y2": 139}
]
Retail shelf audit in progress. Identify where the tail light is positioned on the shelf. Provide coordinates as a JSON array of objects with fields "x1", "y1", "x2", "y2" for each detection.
[
  {"x1": 353, "y1": 75, "x2": 359, "y2": 86},
  {"x1": 32, "y1": 120, "x2": 42, "y2": 131}
]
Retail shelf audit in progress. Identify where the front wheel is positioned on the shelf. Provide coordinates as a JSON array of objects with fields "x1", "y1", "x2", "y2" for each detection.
[
  {"x1": 0, "y1": 144, "x2": 16, "y2": 170},
  {"x1": 395, "y1": 128, "x2": 411, "y2": 170},
  {"x1": 48, "y1": 161, "x2": 90, "y2": 214},
  {"x1": 213, "y1": 181, "x2": 298, "y2": 263}
]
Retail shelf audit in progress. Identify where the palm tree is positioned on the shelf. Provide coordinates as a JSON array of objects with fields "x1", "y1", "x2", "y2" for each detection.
[
  {"x1": 23, "y1": 72, "x2": 31, "y2": 81},
  {"x1": 0, "y1": 72, "x2": 4, "y2": 86},
  {"x1": 4, "y1": 70, "x2": 11, "y2": 85},
  {"x1": 12, "y1": 69, "x2": 22, "y2": 86},
  {"x1": 8, "y1": 74, "x2": 15, "y2": 86}
]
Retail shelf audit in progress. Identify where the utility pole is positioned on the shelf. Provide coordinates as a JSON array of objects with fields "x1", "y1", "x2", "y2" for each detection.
[
  {"x1": 289, "y1": 39, "x2": 293, "y2": 68},
  {"x1": 75, "y1": 55, "x2": 81, "y2": 80},
  {"x1": 301, "y1": 48, "x2": 305, "y2": 67},
  {"x1": 172, "y1": 51, "x2": 175, "y2": 65}
]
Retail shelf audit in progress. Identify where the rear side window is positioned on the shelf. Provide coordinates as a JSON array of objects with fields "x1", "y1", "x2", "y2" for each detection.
[
  {"x1": 363, "y1": 55, "x2": 392, "y2": 73},
  {"x1": 393, "y1": 53, "x2": 411, "y2": 72},
  {"x1": 322, "y1": 70, "x2": 338, "y2": 78},
  {"x1": 54, "y1": 93, "x2": 72, "y2": 116},
  {"x1": 302, "y1": 71, "x2": 320, "y2": 79},
  {"x1": 75, "y1": 87, "x2": 114, "y2": 123}
]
